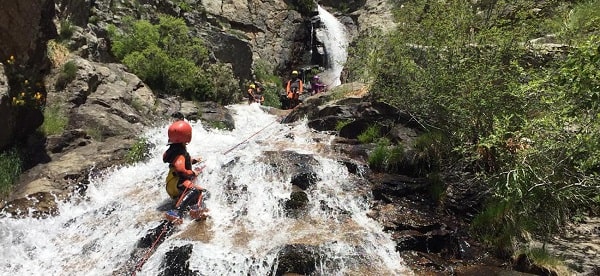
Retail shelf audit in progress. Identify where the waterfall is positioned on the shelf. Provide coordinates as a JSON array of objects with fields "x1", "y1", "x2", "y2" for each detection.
[
  {"x1": 0, "y1": 104, "x2": 411, "y2": 275},
  {"x1": 315, "y1": 5, "x2": 348, "y2": 88}
]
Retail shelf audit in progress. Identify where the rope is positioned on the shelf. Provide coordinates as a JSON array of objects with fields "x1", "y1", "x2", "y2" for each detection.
[
  {"x1": 132, "y1": 221, "x2": 171, "y2": 275},
  {"x1": 222, "y1": 119, "x2": 279, "y2": 155},
  {"x1": 221, "y1": 99, "x2": 306, "y2": 155}
]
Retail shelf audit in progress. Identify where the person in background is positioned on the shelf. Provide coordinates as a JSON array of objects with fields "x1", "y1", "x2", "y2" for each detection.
[
  {"x1": 247, "y1": 83, "x2": 257, "y2": 104},
  {"x1": 163, "y1": 120, "x2": 208, "y2": 224},
  {"x1": 310, "y1": 75, "x2": 326, "y2": 95},
  {"x1": 285, "y1": 70, "x2": 303, "y2": 109}
]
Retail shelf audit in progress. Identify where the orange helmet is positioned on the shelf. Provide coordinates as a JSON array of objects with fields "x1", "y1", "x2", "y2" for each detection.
[{"x1": 168, "y1": 120, "x2": 192, "y2": 144}]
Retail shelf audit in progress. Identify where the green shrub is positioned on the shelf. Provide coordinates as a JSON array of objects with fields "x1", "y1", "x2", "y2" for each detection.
[
  {"x1": 58, "y1": 20, "x2": 75, "y2": 41},
  {"x1": 357, "y1": 125, "x2": 380, "y2": 144},
  {"x1": 125, "y1": 137, "x2": 152, "y2": 164},
  {"x1": 41, "y1": 103, "x2": 68, "y2": 135},
  {"x1": 260, "y1": 83, "x2": 282, "y2": 108},
  {"x1": 55, "y1": 60, "x2": 78, "y2": 89},
  {"x1": 0, "y1": 148, "x2": 22, "y2": 197},
  {"x1": 351, "y1": 0, "x2": 600, "y2": 255},
  {"x1": 413, "y1": 131, "x2": 447, "y2": 172},
  {"x1": 426, "y1": 172, "x2": 446, "y2": 202},
  {"x1": 335, "y1": 120, "x2": 352, "y2": 131},
  {"x1": 561, "y1": 0, "x2": 600, "y2": 42},
  {"x1": 385, "y1": 144, "x2": 405, "y2": 173},
  {"x1": 253, "y1": 60, "x2": 283, "y2": 108},
  {"x1": 367, "y1": 138, "x2": 405, "y2": 173},
  {"x1": 368, "y1": 142, "x2": 387, "y2": 171},
  {"x1": 108, "y1": 15, "x2": 226, "y2": 102}
]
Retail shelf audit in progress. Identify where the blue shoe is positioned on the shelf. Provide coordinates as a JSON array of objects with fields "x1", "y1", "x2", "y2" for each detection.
[{"x1": 165, "y1": 210, "x2": 183, "y2": 225}]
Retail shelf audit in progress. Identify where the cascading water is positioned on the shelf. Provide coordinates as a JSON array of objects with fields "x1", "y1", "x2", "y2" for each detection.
[
  {"x1": 315, "y1": 5, "x2": 349, "y2": 87},
  {"x1": 0, "y1": 104, "x2": 411, "y2": 275}
]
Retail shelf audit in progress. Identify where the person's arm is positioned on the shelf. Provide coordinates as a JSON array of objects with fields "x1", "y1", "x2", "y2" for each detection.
[
  {"x1": 173, "y1": 155, "x2": 196, "y2": 178},
  {"x1": 299, "y1": 80, "x2": 303, "y2": 93}
]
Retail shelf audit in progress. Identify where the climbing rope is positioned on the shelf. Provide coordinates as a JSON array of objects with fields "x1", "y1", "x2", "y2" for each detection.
[
  {"x1": 222, "y1": 119, "x2": 279, "y2": 155},
  {"x1": 132, "y1": 221, "x2": 172, "y2": 275},
  {"x1": 222, "y1": 101, "x2": 307, "y2": 155}
]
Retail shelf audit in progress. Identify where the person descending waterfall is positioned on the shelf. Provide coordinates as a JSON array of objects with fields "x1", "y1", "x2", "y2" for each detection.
[
  {"x1": 163, "y1": 120, "x2": 209, "y2": 224},
  {"x1": 247, "y1": 83, "x2": 264, "y2": 104},
  {"x1": 285, "y1": 70, "x2": 303, "y2": 109},
  {"x1": 309, "y1": 75, "x2": 326, "y2": 95}
]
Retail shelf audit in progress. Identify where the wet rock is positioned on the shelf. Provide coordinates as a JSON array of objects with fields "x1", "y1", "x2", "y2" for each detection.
[
  {"x1": 0, "y1": 192, "x2": 59, "y2": 219},
  {"x1": 271, "y1": 244, "x2": 320, "y2": 276},
  {"x1": 370, "y1": 173, "x2": 428, "y2": 202},
  {"x1": 284, "y1": 191, "x2": 309, "y2": 217},
  {"x1": 261, "y1": 151, "x2": 319, "y2": 187},
  {"x1": 160, "y1": 244, "x2": 198, "y2": 276},
  {"x1": 137, "y1": 220, "x2": 176, "y2": 249},
  {"x1": 290, "y1": 172, "x2": 318, "y2": 190}
]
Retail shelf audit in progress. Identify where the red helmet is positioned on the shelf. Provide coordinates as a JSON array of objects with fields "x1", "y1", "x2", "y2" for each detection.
[{"x1": 168, "y1": 120, "x2": 192, "y2": 144}]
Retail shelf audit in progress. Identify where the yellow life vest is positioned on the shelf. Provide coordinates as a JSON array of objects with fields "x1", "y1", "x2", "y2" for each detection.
[{"x1": 165, "y1": 167, "x2": 180, "y2": 198}]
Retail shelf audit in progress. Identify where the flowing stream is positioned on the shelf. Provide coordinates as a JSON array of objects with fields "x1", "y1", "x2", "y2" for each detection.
[
  {"x1": 315, "y1": 5, "x2": 349, "y2": 87},
  {"x1": 0, "y1": 104, "x2": 411, "y2": 275}
]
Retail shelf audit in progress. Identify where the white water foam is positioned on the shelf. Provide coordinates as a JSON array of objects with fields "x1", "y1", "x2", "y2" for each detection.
[{"x1": 0, "y1": 103, "x2": 411, "y2": 275}]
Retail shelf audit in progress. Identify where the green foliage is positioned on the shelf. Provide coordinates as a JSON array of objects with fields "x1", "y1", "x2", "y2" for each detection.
[
  {"x1": 367, "y1": 138, "x2": 405, "y2": 173},
  {"x1": 357, "y1": 0, "x2": 600, "y2": 254},
  {"x1": 42, "y1": 103, "x2": 68, "y2": 135},
  {"x1": 125, "y1": 137, "x2": 152, "y2": 164},
  {"x1": 368, "y1": 141, "x2": 387, "y2": 172},
  {"x1": 203, "y1": 63, "x2": 237, "y2": 104},
  {"x1": 0, "y1": 148, "x2": 22, "y2": 197},
  {"x1": 254, "y1": 59, "x2": 282, "y2": 86},
  {"x1": 58, "y1": 20, "x2": 75, "y2": 42},
  {"x1": 345, "y1": 30, "x2": 386, "y2": 83},
  {"x1": 427, "y1": 172, "x2": 446, "y2": 202},
  {"x1": 108, "y1": 15, "x2": 228, "y2": 102},
  {"x1": 515, "y1": 247, "x2": 571, "y2": 275},
  {"x1": 260, "y1": 83, "x2": 282, "y2": 108},
  {"x1": 335, "y1": 120, "x2": 351, "y2": 131},
  {"x1": 55, "y1": 60, "x2": 78, "y2": 89},
  {"x1": 357, "y1": 125, "x2": 380, "y2": 144},
  {"x1": 413, "y1": 131, "x2": 446, "y2": 168},
  {"x1": 560, "y1": 0, "x2": 600, "y2": 43},
  {"x1": 253, "y1": 59, "x2": 283, "y2": 108}
]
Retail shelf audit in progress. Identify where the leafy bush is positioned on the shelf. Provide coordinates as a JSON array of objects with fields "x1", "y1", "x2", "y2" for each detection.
[
  {"x1": 108, "y1": 15, "x2": 226, "y2": 102},
  {"x1": 367, "y1": 138, "x2": 405, "y2": 173},
  {"x1": 125, "y1": 137, "x2": 153, "y2": 164},
  {"x1": 335, "y1": 120, "x2": 351, "y2": 131},
  {"x1": 58, "y1": 20, "x2": 75, "y2": 42},
  {"x1": 357, "y1": 125, "x2": 380, "y2": 144},
  {"x1": 0, "y1": 148, "x2": 22, "y2": 197},
  {"x1": 253, "y1": 60, "x2": 283, "y2": 108},
  {"x1": 368, "y1": 142, "x2": 387, "y2": 172},
  {"x1": 55, "y1": 60, "x2": 78, "y2": 89},
  {"x1": 560, "y1": 0, "x2": 600, "y2": 43},
  {"x1": 353, "y1": 0, "x2": 600, "y2": 254}
]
